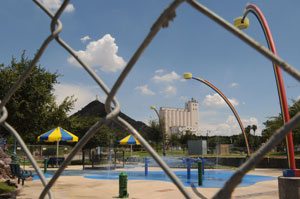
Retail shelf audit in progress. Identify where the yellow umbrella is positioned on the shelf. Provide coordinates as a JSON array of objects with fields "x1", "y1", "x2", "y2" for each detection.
[
  {"x1": 119, "y1": 135, "x2": 140, "y2": 156},
  {"x1": 38, "y1": 127, "x2": 78, "y2": 161}
]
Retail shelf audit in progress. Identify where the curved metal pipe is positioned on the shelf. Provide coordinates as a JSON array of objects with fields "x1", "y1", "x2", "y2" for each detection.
[
  {"x1": 0, "y1": 105, "x2": 8, "y2": 124},
  {"x1": 187, "y1": 0, "x2": 300, "y2": 82},
  {"x1": 192, "y1": 77, "x2": 250, "y2": 156},
  {"x1": 242, "y1": 3, "x2": 296, "y2": 169}
]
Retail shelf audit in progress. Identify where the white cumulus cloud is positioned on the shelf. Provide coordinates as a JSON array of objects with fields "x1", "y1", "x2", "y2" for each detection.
[
  {"x1": 68, "y1": 34, "x2": 126, "y2": 73},
  {"x1": 241, "y1": 117, "x2": 259, "y2": 128},
  {"x1": 80, "y1": 35, "x2": 91, "y2": 43},
  {"x1": 54, "y1": 83, "x2": 104, "y2": 115},
  {"x1": 200, "y1": 115, "x2": 261, "y2": 136},
  {"x1": 155, "y1": 69, "x2": 164, "y2": 74},
  {"x1": 203, "y1": 93, "x2": 239, "y2": 108},
  {"x1": 152, "y1": 71, "x2": 180, "y2": 83},
  {"x1": 135, "y1": 85, "x2": 155, "y2": 96},
  {"x1": 162, "y1": 85, "x2": 177, "y2": 96},
  {"x1": 229, "y1": 82, "x2": 239, "y2": 88},
  {"x1": 39, "y1": 0, "x2": 75, "y2": 13}
]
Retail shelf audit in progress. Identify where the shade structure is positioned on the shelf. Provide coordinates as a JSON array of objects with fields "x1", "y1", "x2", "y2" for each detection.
[
  {"x1": 119, "y1": 135, "x2": 140, "y2": 156},
  {"x1": 38, "y1": 127, "x2": 78, "y2": 142},
  {"x1": 38, "y1": 127, "x2": 78, "y2": 165},
  {"x1": 119, "y1": 135, "x2": 140, "y2": 145}
]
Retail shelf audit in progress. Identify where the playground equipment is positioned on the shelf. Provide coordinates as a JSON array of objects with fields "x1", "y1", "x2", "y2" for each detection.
[
  {"x1": 183, "y1": 158, "x2": 204, "y2": 182},
  {"x1": 144, "y1": 157, "x2": 149, "y2": 176},
  {"x1": 119, "y1": 172, "x2": 129, "y2": 198},
  {"x1": 198, "y1": 161, "x2": 203, "y2": 186}
]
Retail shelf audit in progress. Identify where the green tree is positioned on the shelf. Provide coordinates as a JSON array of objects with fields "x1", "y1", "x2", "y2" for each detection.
[
  {"x1": 68, "y1": 116, "x2": 115, "y2": 149},
  {"x1": 251, "y1": 124, "x2": 258, "y2": 150},
  {"x1": 261, "y1": 116, "x2": 283, "y2": 145},
  {"x1": 289, "y1": 99, "x2": 300, "y2": 117},
  {"x1": 231, "y1": 134, "x2": 247, "y2": 148},
  {"x1": 179, "y1": 131, "x2": 197, "y2": 150},
  {"x1": 148, "y1": 119, "x2": 162, "y2": 150},
  {"x1": 261, "y1": 99, "x2": 300, "y2": 150},
  {"x1": 251, "y1": 125, "x2": 257, "y2": 136},
  {"x1": 169, "y1": 133, "x2": 180, "y2": 149},
  {"x1": 0, "y1": 53, "x2": 75, "y2": 143},
  {"x1": 207, "y1": 136, "x2": 231, "y2": 148},
  {"x1": 245, "y1": 125, "x2": 251, "y2": 136},
  {"x1": 288, "y1": 100, "x2": 300, "y2": 146},
  {"x1": 244, "y1": 125, "x2": 253, "y2": 150}
]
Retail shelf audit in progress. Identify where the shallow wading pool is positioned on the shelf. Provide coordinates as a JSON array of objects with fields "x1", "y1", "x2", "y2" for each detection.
[{"x1": 33, "y1": 169, "x2": 275, "y2": 188}]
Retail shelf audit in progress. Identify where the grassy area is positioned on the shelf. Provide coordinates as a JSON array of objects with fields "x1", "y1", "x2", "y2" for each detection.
[
  {"x1": 201, "y1": 154, "x2": 247, "y2": 158},
  {"x1": 267, "y1": 151, "x2": 300, "y2": 157},
  {"x1": 0, "y1": 182, "x2": 15, "y2": 194},
  {"x1": 204, "y1": 164, "x2": 237, "y2": 170},
  {"x1": 125, "y1": 149, "x2": 248, "y2": 158},
  {"x1": 126, "y1": 149, "x2": 300, "y2": 158}
]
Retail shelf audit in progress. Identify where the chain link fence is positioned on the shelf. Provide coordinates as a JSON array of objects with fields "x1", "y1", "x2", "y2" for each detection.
[{"x1": 1, "y1": 0, "x2": 300, "y2": 198}]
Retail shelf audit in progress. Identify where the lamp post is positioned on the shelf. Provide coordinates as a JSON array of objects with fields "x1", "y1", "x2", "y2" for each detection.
[
  {"x1": 234, "y1": 4, "x2": 296, "y2": 170},
  {"x1": 183, "y1": 72, "x2": 251, "y2": 156},
  {"x1": 150, "y1": 106, "x2": 166, "y2": 156}
]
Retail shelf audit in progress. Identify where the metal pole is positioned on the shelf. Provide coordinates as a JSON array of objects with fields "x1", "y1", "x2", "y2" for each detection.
[
  {"x1": 192, "y1": 77, "x2": 251, "y2": 156},
  {"x1": 56, "y1": 141, "x2": 59, "y2": 167},
  {"x1": 242, "y1": 3, "x2": 296, "y2": 169}
]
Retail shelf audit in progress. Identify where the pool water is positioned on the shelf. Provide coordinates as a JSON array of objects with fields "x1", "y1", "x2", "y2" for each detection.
[{"x1": 34, "y1": 170, "x2": 275, "y2": 188}]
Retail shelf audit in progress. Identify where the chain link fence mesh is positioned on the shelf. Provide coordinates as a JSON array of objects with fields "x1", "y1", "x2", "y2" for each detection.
[{"x1": 0, "y1": 0, "x2": 299, "y2": 198}]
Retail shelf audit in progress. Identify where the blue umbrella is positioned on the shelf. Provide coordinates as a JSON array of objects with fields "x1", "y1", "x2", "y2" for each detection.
[
  {"x1": 119, "y1": 135, "x2": 140, "y2": 156},
  {"x1": 38, "y1": 127, "x2": 78, "y2": 161}
]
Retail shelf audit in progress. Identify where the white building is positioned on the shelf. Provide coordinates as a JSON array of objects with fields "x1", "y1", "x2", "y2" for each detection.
[{"x1": 159, "y1": 98, "x2": 199, "y2": 136}]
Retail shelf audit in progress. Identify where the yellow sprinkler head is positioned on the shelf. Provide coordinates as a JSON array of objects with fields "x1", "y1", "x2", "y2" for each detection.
[
  {"x1": 150, "y1": 106, "x2": 156, "y2": 110},
  {"x1": 234, "y1": 17, "x2": 250, "y2": 29},
  {"x1": 183, "y1": 72, "x2": 193, "y2": 79}
]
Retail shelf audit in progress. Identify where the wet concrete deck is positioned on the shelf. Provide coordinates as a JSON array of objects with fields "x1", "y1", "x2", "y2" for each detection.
[{"x1": 17, "y1": 167, "x2": 282, "y2": 199}]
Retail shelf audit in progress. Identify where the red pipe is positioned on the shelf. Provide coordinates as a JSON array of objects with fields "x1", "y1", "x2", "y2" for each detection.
[{"x1": 245, "y1": 4, "x2": 296, "y2": 169}]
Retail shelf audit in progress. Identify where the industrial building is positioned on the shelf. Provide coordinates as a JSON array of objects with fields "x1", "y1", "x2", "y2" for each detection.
[{"x1": 159, "y1": 98, "x2": 200, "y2": 136}]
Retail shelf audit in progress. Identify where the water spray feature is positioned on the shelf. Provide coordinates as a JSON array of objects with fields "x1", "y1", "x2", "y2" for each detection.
[
  {"x1": 144, "y1": 157, "x2": 149, "y2": 176},
  {"x1": 34, "y1": 155, "x2": 275, "y2": 189},
  {"x1": 198, "y1": 160, "x2": 203, "y2": 186},
  {"x1": 81, "y1": 170, "x2": 275, "y2": 188},
  {"x1": 186, "y1": 158, "x2": 191, "y2": 180}
]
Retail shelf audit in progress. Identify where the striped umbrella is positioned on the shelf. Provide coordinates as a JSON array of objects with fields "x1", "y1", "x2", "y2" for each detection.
[
  {"x1": 119, "y1": 135, "x2": 140, "y2": 156},
  {"x1": 38, "y1": 127, "x2": 78, "y2": 161}
]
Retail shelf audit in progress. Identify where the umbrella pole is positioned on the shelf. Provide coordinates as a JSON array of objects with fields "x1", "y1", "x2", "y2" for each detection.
[
  {"x1": 130, "y1": 145, "x2": 132, "y2": 156},
  {"x1": 56, "y1": 141, "x2": 59, "y2": 167}
]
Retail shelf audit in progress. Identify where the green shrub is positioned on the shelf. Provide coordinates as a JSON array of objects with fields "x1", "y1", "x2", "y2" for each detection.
[{"x1": 0, "y1": 182, "x2": 15, "y2": 194}]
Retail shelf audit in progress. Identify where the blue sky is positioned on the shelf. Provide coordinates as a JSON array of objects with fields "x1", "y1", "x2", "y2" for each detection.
[{"x1": 1, "y1": 0, "x2": 300, "y2": 136}]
